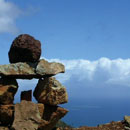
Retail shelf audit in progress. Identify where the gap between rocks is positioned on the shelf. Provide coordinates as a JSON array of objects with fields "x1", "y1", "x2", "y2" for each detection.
[{"x1": 15, "y1": 79, "x2": 38, "y2": 103}]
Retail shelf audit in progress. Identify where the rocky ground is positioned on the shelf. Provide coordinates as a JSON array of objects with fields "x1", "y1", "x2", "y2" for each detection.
[{"x1": 55, "y1": 120, "x2": 130, "y2": 130}]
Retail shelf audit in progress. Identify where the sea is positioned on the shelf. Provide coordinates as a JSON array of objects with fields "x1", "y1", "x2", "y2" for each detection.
[
  {"x1": 61, "y1": 97, "x2": 130, "y2": 127},
  {"x1": 15, "y1": 80, "x2": 130, "y2": 128}
]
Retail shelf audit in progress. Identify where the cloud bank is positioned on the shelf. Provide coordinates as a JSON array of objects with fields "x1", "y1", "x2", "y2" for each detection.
[
  {"x1": 15, "y1": 57, "x2": 130, "y2": 102},
  {"x1": 48, "y1": 57, "x2": 130, "y2": 87},
  {"x1": 0, "y1": 0, "x2": 21, "y2": 34}
]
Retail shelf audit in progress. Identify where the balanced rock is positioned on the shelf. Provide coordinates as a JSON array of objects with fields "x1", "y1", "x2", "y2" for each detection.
[
  {"x1": 39, "y1": 105, "x2": 68, "y2": 130},
  {"x1": 0, "y1": 78, "x2": 18, "y2": 105},
  {"x1": 8, "y1": 34, "x2": 41, "y2": 63},
  {"x1": 0, "y1": 104, "x2": 14, "y2": 125},
  {"x1": 0, "y1": 59, "x2": 65, "y2": 79},
  {"x1": 33, "y1": 77, "x2": 68, "y2": 106},
  {"x1": 12, "y1": 100, "x2": 42, "y2": 130}
]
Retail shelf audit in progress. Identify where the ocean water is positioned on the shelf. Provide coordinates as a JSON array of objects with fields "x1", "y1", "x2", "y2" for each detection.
[
  {"x1": 14, "y1": 80, "x2": 130, "y2": 127},
  {"x1": 61, "y1": 98, "x2": 130, "y2": 127}
]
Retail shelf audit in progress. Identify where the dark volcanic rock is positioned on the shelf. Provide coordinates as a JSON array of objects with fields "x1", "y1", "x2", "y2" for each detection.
[
  {"x1": 0, "y1": 78, "x2": 18, "y2": 105},
  {"x1": 33, "y1": 77, "x2": 68, "y2": 106},
  {"x1": 8, "y1": 34, "x2": 41, "y2": 63},
  {"x1": 12, "y1": 101, "x2": 42, "y2": 130},
  {"x1": 21, "y1": 90, "x2": 32, "y2": 101},
  {"x1": 0, "y1": 59, "x2": 65, "y2": 79},
  {"x1": 0, "y1": 104, "x2": 14, "y2": 126}
]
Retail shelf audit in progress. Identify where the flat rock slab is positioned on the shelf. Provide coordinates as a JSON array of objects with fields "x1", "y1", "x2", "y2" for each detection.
[
  {"x1": 12, "y1": 101, "x2": 42, "y2": 130},
  {"x1": 0, "y1": 59, "x2": 65, "y2": 79},
  {"x1": 34, "y1": 77, "x2": 68, "y2": 105}
]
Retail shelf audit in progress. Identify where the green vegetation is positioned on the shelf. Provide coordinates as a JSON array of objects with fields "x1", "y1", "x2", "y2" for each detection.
[{"x1": 55, "y1": 120, "x2": 72, "y2": 129}]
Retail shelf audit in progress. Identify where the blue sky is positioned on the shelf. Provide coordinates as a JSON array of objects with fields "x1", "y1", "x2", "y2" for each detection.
[
  {"x1": 0, "y1": 0, "x2": 130, "y2": 96},
  {"x1": 1, "y1": 0, "x2": 130, "y2": 62},
  {"x1": 1, "y1": 0, "x2": 130, "y2": 126}
]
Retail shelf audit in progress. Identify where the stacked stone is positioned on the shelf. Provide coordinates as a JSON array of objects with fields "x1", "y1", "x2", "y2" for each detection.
[{"x1": 0, "y1": 34, "x2": 68, "y2": 130}]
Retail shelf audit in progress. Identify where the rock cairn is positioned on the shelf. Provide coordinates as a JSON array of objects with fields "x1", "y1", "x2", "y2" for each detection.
[{"x1": 0, "y1": 34, "x2": 68, "y2": 130}]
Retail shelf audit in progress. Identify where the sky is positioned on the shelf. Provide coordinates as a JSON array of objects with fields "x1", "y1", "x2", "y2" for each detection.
[{"x1": 1, "y1": 0, "x2": 130, "y2": 125}]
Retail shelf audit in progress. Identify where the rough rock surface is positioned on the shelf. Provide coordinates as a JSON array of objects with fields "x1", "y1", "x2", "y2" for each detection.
[
  {"x1": 8, "y1": 34, "x2": 41, "y2": 63},
  {"x1": 56, "y1": 121, "x2": 125, "y2": 130},
  {"x1": 21, "y1": 90, "x2": 32, "y2": 101},
  {"x1": 37, "y1": 103, "x2": 45, "y2": 118},
  {"x1": 39, "y1": 105, "x2": 68, "y2": 130},
  {"x1": 12, "y1": 101, "x2": 42, "y2": 130},
  {"x1": 0, "y1": 78, "x2": 18, "y2": 105},
  {"x1": 0, "y1": 59, "x2": 65, "y2": 79},
  {"x1": 0, "y1": 127, "x2": 9, "y2": 130},
  {"x1": 124, "y1": 116, "x2": 130, "y2": 128},
  {"x1": 36, "y1": 59, "x2": 65, "y2": 76},
  {"x1": 0, "y1": 104, "x2": 14, "y2": 126},
  {"x1": 33, "y1": 77, "x2": 68, "y2": 105}
]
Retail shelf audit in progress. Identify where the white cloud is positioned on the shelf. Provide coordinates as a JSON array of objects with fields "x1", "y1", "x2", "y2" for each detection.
[
  {"x1": 14, "y1": 57, "x2": 130, "y2": 102},
  {"x1": 48, "y1": 57, "x2": 130, "y2": 87},
  {"x1": 0, "y1": 0, "x2": 21, "y2": 34}
]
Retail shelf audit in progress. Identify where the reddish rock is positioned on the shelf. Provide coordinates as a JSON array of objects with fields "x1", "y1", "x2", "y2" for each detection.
[
  {"x1": 39, "y1": 105, "x2": 68, "y2": 130},
  {"x1": 8, "y1": 34, "x2": 41, "y2": 63},
  {"x1": 0, "y1": 104, "x2": 14, "y2": 125},
  {"x1": 33, "y1": 77, "x2": 68, "y2": 106},
  {"x1": 0, "y1": 78, "x2": 18, "y2": 105},
  {"x1": 21, "y1": 90, "x2": 32, "y2": 101},
  {"x1": 0, "y1": 103, "x2": 68, "y2": 130}
]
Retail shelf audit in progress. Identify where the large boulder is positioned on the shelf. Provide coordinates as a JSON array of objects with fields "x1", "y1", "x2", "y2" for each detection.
[
  {"x1": 12, "y1": 101, "x2": 42, "y2": 130},
  {"x1": 0, "y1": 104, "x2": 14, "y2": 125},
  {"x1": 8, "y1": 34, "x2": 41, "y2": 63},
  {"x1": 33, "y1": 77, "x2": 68, "y2": 106},
  {"x1": 39, "y1": 105, "x2": 68, "y2": 130},
  {"x1": 0, "y1": 78, "x2": 18, "y2": 105},
  {"x1": 0, "y1": 59, "x2": 65, "y2": 79}
]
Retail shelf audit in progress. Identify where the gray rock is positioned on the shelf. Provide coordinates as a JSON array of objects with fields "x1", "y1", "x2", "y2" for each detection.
[
  {"x1": 36, "y1": 59, "x2": 65, "y2": 76},
  {"x1": 12, "y1": 100, "x2": 42, "y2": 130},
  {"x1": 33, "y1": 77, "x2": 68, "y2": 106}
]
